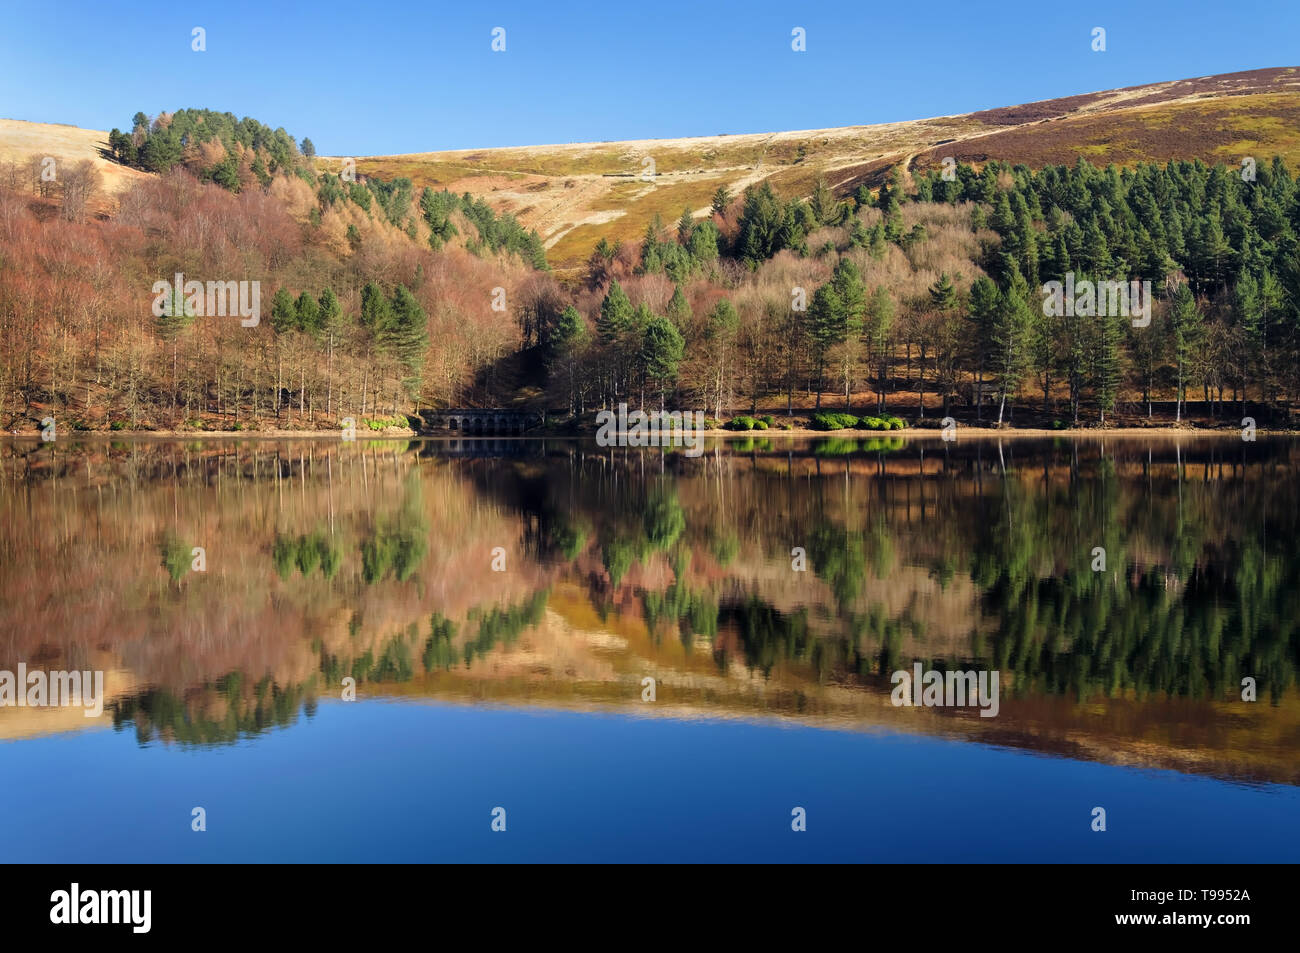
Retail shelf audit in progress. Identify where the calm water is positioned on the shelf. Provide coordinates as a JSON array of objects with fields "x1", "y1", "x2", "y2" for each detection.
[{"x1": 1, "y1": 434, "x2": 1298, "y2": 862}]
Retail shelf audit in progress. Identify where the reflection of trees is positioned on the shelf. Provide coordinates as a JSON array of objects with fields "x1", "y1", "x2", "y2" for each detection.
[
  {"x1": 59, "y1": 439, "x2": 1300, "y2": 751},
  {"x1": 360, "y1": 477, "x2": 428, "y2": 583},
  {"x1": 601, "y1": 538, "x2": 635, "y2": 587},
  {"x1": 725, "y1": 599, "x2": 813, "y2": 679},
  {"x1": 110, "y1": 674, "x2": 314, "y2": 747},
  {"x1": 273, "y1": 531, "x2": 343, "y2": 581},
  {"x1": 117, "y1": 592, "x2": 553, "y2": 747},
  {"x1": 644, "y1": 584, "x2": 718, "y2": 651},
  {"x1": 644, "y1": 488, "x2": 685, "y2": 551},
  {"x1": 980, "y1": 545, "x2": 1299, "y2": 703},
  {"x1": 962, "y1": 462, "x2": 1296, "y2": 702},
  {"x1": 159, "y1": 534, "x2": 190, "y2": 584},
  {"x1": 461, "y1": 591, "x2": 549, "y2": 667},
  {"x1": 423, "y1": 613, "x2": 458, "y2": 672},
  {"x1": 808, "y1": 522, "x2": 866, "y2": 610}
]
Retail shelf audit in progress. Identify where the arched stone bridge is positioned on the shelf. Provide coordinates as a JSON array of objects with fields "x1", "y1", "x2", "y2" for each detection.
[{"x1": 417, "y1": 409, "x2": 545, "y2": 434}]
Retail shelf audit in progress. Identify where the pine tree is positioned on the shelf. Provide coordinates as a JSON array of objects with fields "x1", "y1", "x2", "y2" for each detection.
[
  {"x1": 929, "y1": 272, "x2": 958, "y2": 311},
  {"x1": 991, "y1": 263, "x2": 1034, "y2": 424},
  {"x1": 382, "y1": 286, "x2": 429, "y2": 396},
  {"x1": 549, "y1": 305, "x2": 587, "y2": 414},
  {"x1": 1091, "y1": 309, "x2": 1123, "y2": 425},
  {"x1": 810, "y1": 177, "x2": 836, "y2": 226},
  {"x1": 295, "y1": 291, "x2": 320, "y2": 335},
  {"x1": 597, "y1": 281, "x2": 635, "y2": 402},
  {"x1": 1082, "y1": 220, "x2": 1113, "y2": 276},
  {"x1": 866, "y1": 285, "x2": 895, "y2": 413},
  {"x1": 711, "y1": 185, "x2": 732, "y2": 217},
  {"x1": 597, "y1": 281, "x2": 634, "y2": 343},
  {"x1": 318, "y1": 288, "x2": 345, "y2": 416},
  {"x1": 807, "y1": 283, "x2": 845, "y2": 410},
  {"x1": 641, "y1": 316, "x2": 685, "y2": 411},
  {"x1": 737, "y1": 183, "x2": 787, "y2": 266},
  {"x1": 967, "y1": 276, "x2": 1000, "y2": 420},
  {"x1": 1169, "y1": 283, "x2": 1204, "y2": 422},
  {"x1": 666, "y1": 285, "x2": 691, "y2": 327},
  {"x1": 271, "y1": 287, "x2": 298, "y2": 334},
  {"x1": 703, "y1": 299, "x2": 739, "y2": 419},
  {"x1": 360, "y1": 282, "x2": 392, "y2": 332},
  {"x1": 676, "y1": 208, "x2": 694, "y2": 244}
]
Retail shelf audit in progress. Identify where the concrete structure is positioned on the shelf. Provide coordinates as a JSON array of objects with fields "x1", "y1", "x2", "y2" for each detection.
[{"x1": 417, "y1": 409, "x2": 543, "y2": 434}]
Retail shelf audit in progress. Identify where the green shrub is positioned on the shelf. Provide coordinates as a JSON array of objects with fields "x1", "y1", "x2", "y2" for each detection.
[
  {"x1": 1051, "y1": 419, "x2": 1066, "y2": 430},
  {"x1": 753, "y1": 419, "x2": 768, "y2": 430},
  {"x1": 857, "y1": 416, "x2": 889, "y2": 431},
  {"x1": 726, "y1": 416, "x2": 756, "y2": 431},
  {"x1": 811, "y1": 412, "x2": 859, "y2": 431},
  {"x1": 886, "y1": 416, "x2": 906, "y2": 430},
  {"x1": 109, "y1": 420, "x2": 127, "y2": 431}
]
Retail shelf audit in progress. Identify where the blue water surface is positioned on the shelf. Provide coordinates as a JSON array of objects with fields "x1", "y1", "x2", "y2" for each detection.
[{"x1": 2, "y1": 700, "x2": 1296, "y2": 863}]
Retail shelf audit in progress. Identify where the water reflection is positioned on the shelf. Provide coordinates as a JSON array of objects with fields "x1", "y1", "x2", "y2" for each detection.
[{"x1": 1, "y1": 435, "x2": 1297, "y2": 786}]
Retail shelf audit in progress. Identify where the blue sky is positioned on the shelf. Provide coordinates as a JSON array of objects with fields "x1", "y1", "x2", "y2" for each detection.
[{"x1": 1, "y1": 0, "x2": 1296, "y2": 155}]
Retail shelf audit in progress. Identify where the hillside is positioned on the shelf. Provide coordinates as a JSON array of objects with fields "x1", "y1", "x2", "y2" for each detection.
[
  {"x1": 320, "y1": 67, "x2": 1300, "y2": 270},
  {"x1": 0, "y1": 118, "x2": 151, "y2": 210},
  {"x1": 4, "y1": 68, "x2": 1300, "y2": 432},
  {"x1": 5, "y1": 67, "x2": 1298, "y2": 272}
]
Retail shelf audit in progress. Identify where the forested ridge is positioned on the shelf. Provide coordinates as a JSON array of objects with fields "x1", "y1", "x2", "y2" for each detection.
[{"x1": 3, "y1": 105, "x2": 1300, "y2": 431}]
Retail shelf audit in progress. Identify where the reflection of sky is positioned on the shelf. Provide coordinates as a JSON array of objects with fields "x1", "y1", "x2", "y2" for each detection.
[{"x1": 2, "y1": 700, "x2": 1297, "y2": 863}]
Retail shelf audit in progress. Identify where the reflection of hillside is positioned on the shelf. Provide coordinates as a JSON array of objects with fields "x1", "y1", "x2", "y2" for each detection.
[{"x1": 1, "y1": 437, "x2": 1297, "y2": 785}]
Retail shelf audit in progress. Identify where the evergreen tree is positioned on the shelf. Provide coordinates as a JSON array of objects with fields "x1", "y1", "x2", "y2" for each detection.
[
  {"x1": 360, "y1": 282, "x2": 392, "y2": 332},
  {"x1": 676, "y1": 208, "x2": 694, "y2": 244},
  {"x1": 866, "y1": 285, "x2": 895, "y2": 413},
  {"x1": 711, "y1": 184, "x2": 732, "y2": 217},
  {"x1": 597, "y1": 281, "x2": 634, "y2": 343},
  {"x1": 737, "y1": 183, "x2": 787, "y2": 266},
  {"x1": 666, "y1": 285, "x2": 691, "y2": 327},
  {"x1": 991, "y1": 263, "x2": 1034, "y2": 424},
  {"x1": 271, "y1": 287, "x2": 298, "y2": 334},
  {"x1": 382, "y1": 286, "x2": 429, "y2": 394},
  {"x1": 807, "y1": 283, "x2": 845, "y2": 410},
  {"x1": 641, "y1": 316, "x2": 685, "y2": 411},
  {"x1": 295, "y1": 291, "x2": 320, "y2": 335},
  {"x1": 967, "y1": 276, "x2": 1001, "y2": 420},
  {"x1": 1169, "y1": 283, "x2": 1204, "y2": 422},
  {"x1": 548, "y1": 305, "x2": 587, "y2": 414}
]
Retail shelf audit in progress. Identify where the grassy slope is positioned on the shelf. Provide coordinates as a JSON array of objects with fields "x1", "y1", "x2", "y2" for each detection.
[{"x1": 328, "y1": 66, "x2": 1300, "y2": 272}]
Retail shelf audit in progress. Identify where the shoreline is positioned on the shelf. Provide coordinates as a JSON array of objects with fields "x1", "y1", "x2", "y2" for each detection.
[{"x1": 0, "y1": 425, "x2": 1289, "y2": 440}]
